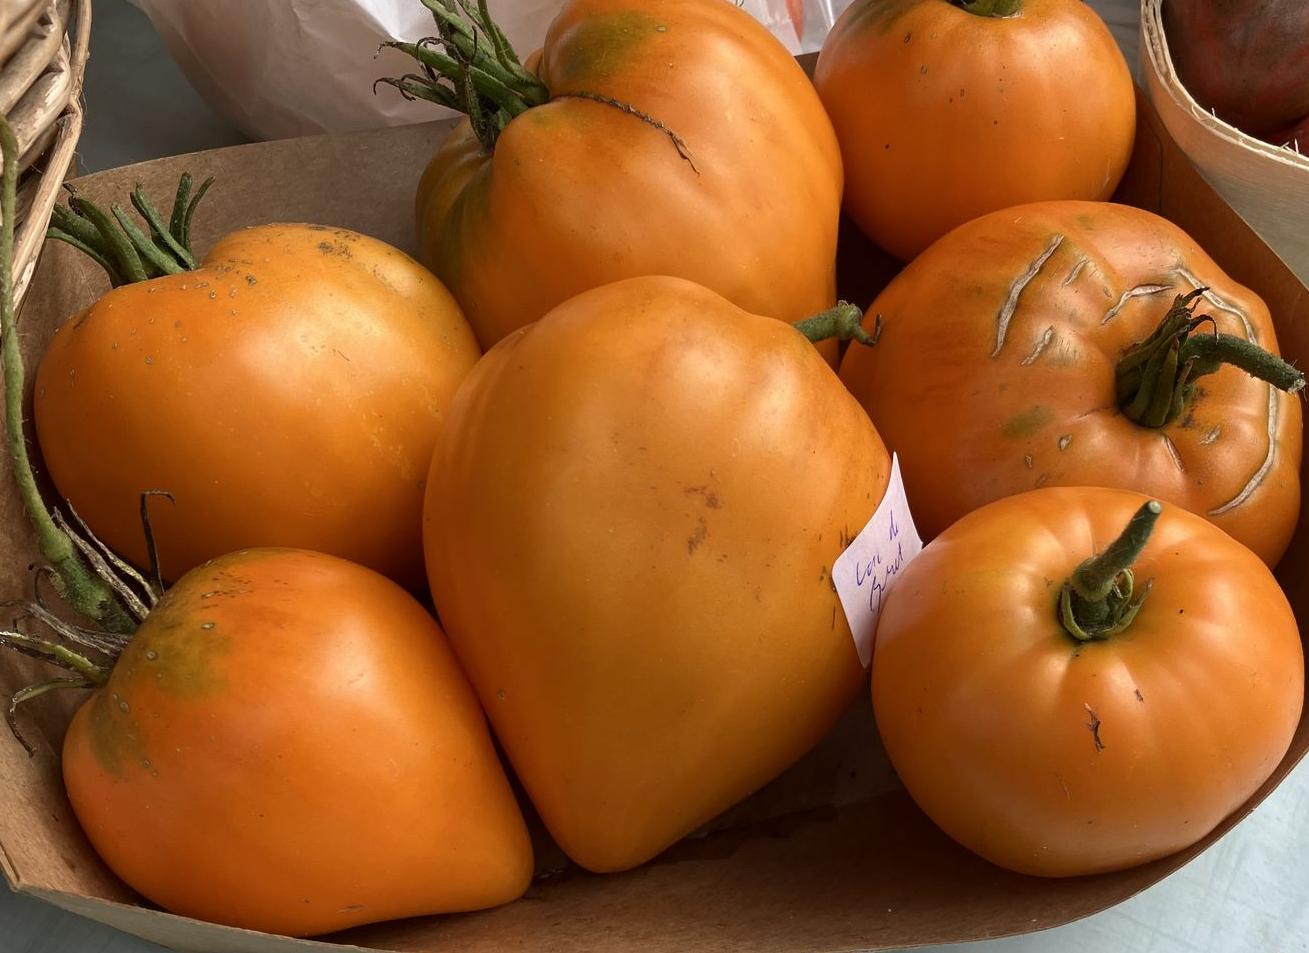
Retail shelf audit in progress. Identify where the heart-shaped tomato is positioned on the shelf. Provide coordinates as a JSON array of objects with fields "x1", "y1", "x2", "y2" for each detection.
[
  {"x1": 61, "y1": 549, "x2": 532, "y2": 936},
  {"x1": 423, "y1": 276, "x2": 889, "y2": 871}
]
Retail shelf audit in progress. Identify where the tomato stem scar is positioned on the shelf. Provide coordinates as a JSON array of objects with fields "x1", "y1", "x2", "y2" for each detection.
[{"x1": 554, "y1": 92, "x2": 701, "y2": 174}]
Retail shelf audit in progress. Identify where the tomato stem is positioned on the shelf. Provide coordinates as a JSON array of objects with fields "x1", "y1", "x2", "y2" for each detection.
[
  {"x1": 0, "y1": 116, "x2": 136, "y2": 635},
  {"x1": 1116, "y1": 289, "x2": 1304, "y2": 428},
  {"x1": 171, "y1": 172, "x2": 213, "y2": 255},
  {"x1": 378, "y1": 0, "x2": 548, "y2": 151},
  {"x1": 1, "y1": 125, "x2": 184, "y2": 750},
  {"x1": 0, "y1": 595, "x2": 123, "y2": 753},
  {"x1": 140, "y1": 490, "x2": 175, "y2": 597},
  {"x1": 1059, "y1": 500, "x2": 1161, "y2": 642},
  {"x1": 47, "y1": 174, "x2": 211, "y2": 287},
  {"x1": 381, "y1": 41, "x2": 542, "y2": 122},
  {"x1": 0, "y1": 630, "x2": 108, "y2": 685},
  {"x1": 6, "y1": 675, "x2": 94, "y2": 757},
  {"x1": 380, "y1": 0, "x2": 696, "y2": 170},
  {"x1": 951, "y1": 0, "x2": 1023, "y2": 17},
  {"x1": 793, "y1": 303, "x2": 882, "y2": 347}
]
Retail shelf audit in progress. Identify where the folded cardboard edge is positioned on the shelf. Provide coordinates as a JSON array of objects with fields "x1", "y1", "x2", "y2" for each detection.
[
  {"x1": 0, "y1": 834, "x2": 18, "y2": 886},
  {"x1": 20, "y1": 887, "x2": 376, "y2": 953},
  {"x1": 9, "y1": 789, "x2": 1182, "y2": 953}
]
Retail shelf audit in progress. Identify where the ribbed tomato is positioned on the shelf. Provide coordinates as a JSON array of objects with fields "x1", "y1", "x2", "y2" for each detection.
[
  {"x1": 839, "y1": 200, "x2": 1304, "y2": 565},
  {"x1": 396, "y1": 0, "x2": 843, "y2": 350}
]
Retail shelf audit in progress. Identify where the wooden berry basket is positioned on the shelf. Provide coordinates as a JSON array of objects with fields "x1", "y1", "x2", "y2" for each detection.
[
  {"x1": 1, "y1": 0, "x2": 88, "y2": 308},
  {"x1": 1141, "y1": 0, "x2": 1309, "y2": 287}
]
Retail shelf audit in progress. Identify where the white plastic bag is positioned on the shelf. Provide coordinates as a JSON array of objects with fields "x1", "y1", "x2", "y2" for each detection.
[{"x1": 131, "y1": 0, "x2": 850, "y2": 142}]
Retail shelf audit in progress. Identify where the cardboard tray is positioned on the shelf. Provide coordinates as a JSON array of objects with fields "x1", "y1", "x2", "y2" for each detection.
[{"x1": 3, "y1": 85, "x2": 1309, "y2": 953}]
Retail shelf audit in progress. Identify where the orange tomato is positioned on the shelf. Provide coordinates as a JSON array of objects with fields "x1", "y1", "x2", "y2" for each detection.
[
  {"x1": 61, "y1": 549, "x2": 533, "y2": 936},
  {"x1": 814, "y1": 0, "x2": 1135, "y2": 260},
  {"x1": 423, "y1": 276, "x2": 888, "y2": 872},
  {"x1": 35, "y1": 224, "x2": 479, "y2": 588},
  {"x1": 872, "y1": 487, "x2": 1303, "y2": 876},
  {"x1": 412, "y1": 0, "x2": 843, "y2": 350},
  {"x1": 839, "y1": 201, "x2": 1303, "y2": 565}
]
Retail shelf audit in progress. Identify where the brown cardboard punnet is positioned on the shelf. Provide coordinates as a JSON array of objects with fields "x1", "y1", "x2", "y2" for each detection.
[{"x1": 3, "y1": 85, "x2": 1309, "y2": 953}]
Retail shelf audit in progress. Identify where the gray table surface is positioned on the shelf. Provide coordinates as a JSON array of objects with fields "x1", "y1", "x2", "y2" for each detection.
[{"x1": 4, "y1": 1, "x2": 1308, "y2": 952}]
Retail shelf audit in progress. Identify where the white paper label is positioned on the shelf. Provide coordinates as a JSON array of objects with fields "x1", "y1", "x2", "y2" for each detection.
[{"x1": 833, "y1": 454, "x2": 923, "y2": 668}]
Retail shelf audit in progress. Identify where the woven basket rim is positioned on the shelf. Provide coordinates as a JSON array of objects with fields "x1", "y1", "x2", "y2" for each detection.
[
  {"x1": 0, "y1": 0, "x2": 69, "y2": 115},
  {"x1": 1141, "y1": 0, "x2": 1309, "y2": 170},
  {"x1": 0, "y1": 0, "x2": 51, "y2": 64},
  {"x1": 4, "y1": 0, "x2": 88, "y2": 308}
]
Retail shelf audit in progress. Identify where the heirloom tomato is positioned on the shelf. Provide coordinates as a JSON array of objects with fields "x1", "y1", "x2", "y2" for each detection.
[
  {"x1": 38, "y1": 178, "x2": 479, "y2": 588},
  {"x1": 423, "y1": 276, "x2": 887, "y2": 873},
  {"x1": 392, "y1": 0, "x2": 843, "y2": 351},
  {"x1": 61, "y1": 549, "x2": 533, "y2": 936},
  {"x1": 814, "y1": 0, "x2": 1135, "y2": 260},
  {"x1": 873, "y1": 488, "x2": 1303, "y2": 876},
  {"x1": 839, "y1": 201, "x2": 1304, "y2": 564}
]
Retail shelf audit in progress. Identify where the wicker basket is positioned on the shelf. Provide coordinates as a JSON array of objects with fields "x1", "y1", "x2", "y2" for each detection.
[
  {"x1": 1, "y1": 0, "x2": 89, "y2": 309},
  {"x1": 1141, "y1": 0, "x2": 1309, "y2": 285}
]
